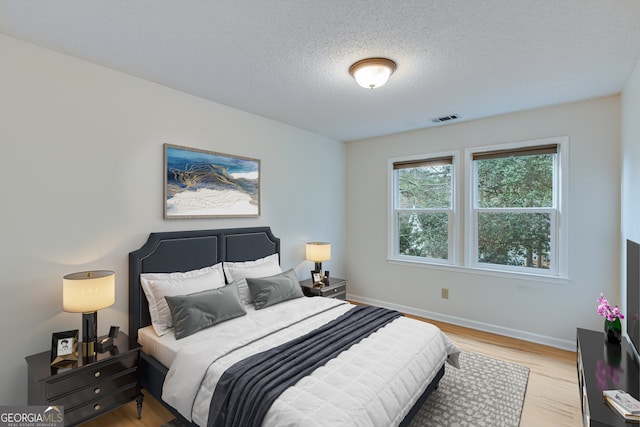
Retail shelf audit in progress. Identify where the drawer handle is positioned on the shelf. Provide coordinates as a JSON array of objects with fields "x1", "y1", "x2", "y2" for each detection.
[
  {"x1": 94, "y1": 387, "x2": 101, "y2": 394},
  {"x1": 94, "y1": 371, "x2": 101, "y2": 378},
  {"x1": 94, "y1": 404, "x2": 101, "y2": 411}
]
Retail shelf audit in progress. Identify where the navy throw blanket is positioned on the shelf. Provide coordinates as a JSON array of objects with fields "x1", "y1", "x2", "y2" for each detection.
[{"x1": 208, "y1": 305, "x2": 402, "y2": 427}]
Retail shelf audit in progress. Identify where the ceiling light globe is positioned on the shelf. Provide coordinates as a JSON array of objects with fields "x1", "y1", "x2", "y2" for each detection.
[{"x1": 349, "y1": 58, "x2": 397, "y2": 89}]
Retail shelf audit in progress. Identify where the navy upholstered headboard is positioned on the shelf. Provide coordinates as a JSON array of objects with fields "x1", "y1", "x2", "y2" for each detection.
[{"x1": 128, "y1": 227, "x2": 280, "y2": 340}]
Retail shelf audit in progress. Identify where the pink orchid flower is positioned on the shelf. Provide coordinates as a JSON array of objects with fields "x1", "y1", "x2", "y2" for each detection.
[{"x1": 596, "y1": 293, "x2": 625, "y2": 322}]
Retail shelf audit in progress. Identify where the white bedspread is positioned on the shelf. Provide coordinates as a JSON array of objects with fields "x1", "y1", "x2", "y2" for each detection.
[{"x1": 161, "y1": 297, "x2": 460, "y2": 427}]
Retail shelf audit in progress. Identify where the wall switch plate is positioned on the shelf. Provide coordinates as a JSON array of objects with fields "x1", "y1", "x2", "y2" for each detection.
[{"x1": 441, "y1": 288, "x2": 449, "y2": 299}]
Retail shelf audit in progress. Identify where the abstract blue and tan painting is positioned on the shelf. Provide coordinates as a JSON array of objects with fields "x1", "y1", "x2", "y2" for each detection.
[{"x1": 164, "y1": 144, "x2": 260, "y2": 218}]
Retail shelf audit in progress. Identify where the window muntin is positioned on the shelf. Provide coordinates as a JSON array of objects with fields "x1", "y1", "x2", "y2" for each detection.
[
  {"x1": 472, "y1": 144, "x2": 559, "y2": 274},
  {"x1": 392, "y1": 156, "x2": 454, "y2": 263}
]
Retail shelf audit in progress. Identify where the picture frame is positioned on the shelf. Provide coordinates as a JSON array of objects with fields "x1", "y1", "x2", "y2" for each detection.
[
  {"x1": 50, "y1": 329, "x2": 78, "y2": 366},
  {"x1": 164, "y1": 143, "x2": 261, "y2": 219},
  {"x1": 312, "y1": 271, "x2": 323, "y2": 286}
]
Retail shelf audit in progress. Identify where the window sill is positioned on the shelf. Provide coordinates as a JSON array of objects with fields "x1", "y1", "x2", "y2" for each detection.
[{"x1": 386, "y1": 258, "x2": 571, "y2": 285}]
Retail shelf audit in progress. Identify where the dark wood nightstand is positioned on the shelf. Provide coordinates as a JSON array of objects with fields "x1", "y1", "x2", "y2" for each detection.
[
  {"x1": 300, "y1": 277, "x2": 347, "y2": 300},
  {"x1": 25, "y1": 332, "x2": 142, "y2": 427}
]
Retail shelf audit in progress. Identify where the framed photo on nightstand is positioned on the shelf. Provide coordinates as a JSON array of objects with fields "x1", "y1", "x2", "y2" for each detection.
[
  {"x1": 311, "y1": 271, "x2": 324, "y2": 287},
  {"x1": 50, "y1": 329, "x2": 78, "y2": 366}
]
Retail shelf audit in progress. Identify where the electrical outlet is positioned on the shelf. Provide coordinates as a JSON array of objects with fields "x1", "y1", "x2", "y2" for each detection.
[{"x1": 441, "y1": 288, "x2": 449, "y2": 299}]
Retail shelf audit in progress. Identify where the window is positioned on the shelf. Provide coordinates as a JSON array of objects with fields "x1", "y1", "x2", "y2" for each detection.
[
  {"x1": 389, "y1": 137, "x2": 567, "y2": 278},
  {"x1": 470, "y1": 143, "x2": 560, "y2": 275},
  {"x1": 390, "y1": 154, "x2": 455, "y2": 264}
]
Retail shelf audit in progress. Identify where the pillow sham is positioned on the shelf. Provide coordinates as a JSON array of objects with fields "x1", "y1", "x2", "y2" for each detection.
[
  {"x1": 140, "y1": 263, "x2": 225, "y2": 336},
  {"x1": 245, "y1": 268, "x2": 304, "y2": 310},
  {"x1": 223, "y1": 253, "x2": 281, "y2": 305},
  {"x1": 165, "y1": 282, "x2": 247, "y2": 340}
]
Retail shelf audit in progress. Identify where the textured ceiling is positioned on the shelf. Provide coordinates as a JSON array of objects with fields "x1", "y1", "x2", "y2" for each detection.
[{"x1": 1, "y1": 0, "x2": 639, "y2": 141}]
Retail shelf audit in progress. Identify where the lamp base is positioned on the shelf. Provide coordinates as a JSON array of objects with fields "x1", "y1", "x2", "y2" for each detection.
[
  {"x1": 81, "y1": 340, "x2": 96, "y2": 357},
  {"x1": 82, "y1": 311, "x2": 98, "y2": 357}
]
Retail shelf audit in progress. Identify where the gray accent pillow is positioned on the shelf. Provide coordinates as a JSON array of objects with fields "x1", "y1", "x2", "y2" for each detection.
[
  {"x1": 165, "y1": 281, "x2": 247, "y2": 340},
  {"x1": 246, "y1": 268, "x2": 304, "y2": 310}
]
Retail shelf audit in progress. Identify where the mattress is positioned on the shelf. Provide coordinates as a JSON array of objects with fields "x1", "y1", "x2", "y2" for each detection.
[
  {"x1": 138, "y1": 325, "x2": 182, "y2": 368},
  {"x1": 156, "y1": 296, "x2": 460, "y2": 426}
]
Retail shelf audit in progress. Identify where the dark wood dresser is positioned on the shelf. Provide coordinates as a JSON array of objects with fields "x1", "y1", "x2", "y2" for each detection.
[{"x1": 577, "y1": 328, "x2": 640, "y2": 426}]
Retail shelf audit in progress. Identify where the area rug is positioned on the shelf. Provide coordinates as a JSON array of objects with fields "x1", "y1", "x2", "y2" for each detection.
[
  {"x1": 409, "y1": 351, "x2": 530, "y2": 427},
  {"x1": 161, "y1": 351, "x2": 529, "y2": 427}
]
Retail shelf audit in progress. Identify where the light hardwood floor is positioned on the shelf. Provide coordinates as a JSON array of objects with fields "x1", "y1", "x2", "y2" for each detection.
[
  {"x1": 417, "y1": 317, "x2": 582, "y2": 427},
  {"x1": 83, "y1": 316, "x2": 582, "y2": 427}
]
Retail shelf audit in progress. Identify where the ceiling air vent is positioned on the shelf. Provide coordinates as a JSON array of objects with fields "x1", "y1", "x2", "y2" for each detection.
[{"x1": 432, "y1": 114, "x2": 459, "y2": 124}]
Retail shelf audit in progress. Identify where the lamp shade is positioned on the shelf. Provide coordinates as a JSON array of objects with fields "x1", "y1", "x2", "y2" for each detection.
[
  {"x1": 306, "y1": 242, "x2": 331, "y2": 262},
  {"x1": 63, "y1": 270, "x2": 115, "y2": 313}
]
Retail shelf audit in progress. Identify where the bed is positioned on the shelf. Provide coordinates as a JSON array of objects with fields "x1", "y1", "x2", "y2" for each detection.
[{"x1": 129, "y1": 227, "x2": 459, "y2": 426}]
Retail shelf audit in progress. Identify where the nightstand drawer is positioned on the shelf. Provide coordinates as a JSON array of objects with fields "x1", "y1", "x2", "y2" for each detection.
[
  {"x1": 322, "y1": 284, "x2": 346, "y2": 298},
  {"x1": 46, "y1": 352, "x2": 138, "y2": 399},
  {"x1": 331, "y1": 291, "x2": 346, "y2": 300},
  {"x1": 54, "y1": 369, "x2": 138, "y2": 408},
  {"x1": 64, "y1": 383, "x2": 140, "y2": 426},
  {"x1": 299, "y1": 277, "x2": 348, "y2": 300}
]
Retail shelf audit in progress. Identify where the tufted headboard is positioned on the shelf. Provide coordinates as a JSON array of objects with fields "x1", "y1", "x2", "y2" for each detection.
[{"x1": 128, "y1": 227, "x2": 280, "y2": 340}]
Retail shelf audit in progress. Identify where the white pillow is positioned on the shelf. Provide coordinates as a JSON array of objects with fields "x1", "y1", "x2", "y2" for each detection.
[
  {"x1": 140, "y1": 263, "x2": 225, "y2": 336},
  {"x1": 223, "y1": 253, "x2": 281, "y2": 304}
]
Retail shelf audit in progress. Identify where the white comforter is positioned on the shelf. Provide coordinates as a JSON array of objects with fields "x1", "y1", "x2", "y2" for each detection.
[{"x1": 162, "y1": 297, "x2": 460, "y2": 427}]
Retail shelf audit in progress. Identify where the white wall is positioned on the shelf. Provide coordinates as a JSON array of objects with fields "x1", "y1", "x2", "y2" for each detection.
[
  {"x1": 0, "y1": 35, "x2": 346, "y2": 405},
  {"x1": 621, "y1": 58, "x2": 640, "y2": 330},
  {"x1": 346, "y1": 96, "x2": 621, "y2": 350}
]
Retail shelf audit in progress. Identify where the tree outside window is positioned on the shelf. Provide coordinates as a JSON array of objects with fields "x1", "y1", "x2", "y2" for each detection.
[
  {"x1": 473, "y1": 145, "x2": 557, "y2": 272},
  {"x1": 393, "y1": 156, "x2": 453, "y2": 262}
]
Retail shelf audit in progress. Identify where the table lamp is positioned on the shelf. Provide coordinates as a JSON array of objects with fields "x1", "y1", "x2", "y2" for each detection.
[
  {"x1": 306, "y1": 242, "x2": 331, "y2": 279},
  {"x1": 63, "y1": 270, "x2": 115, "y2": 357}
]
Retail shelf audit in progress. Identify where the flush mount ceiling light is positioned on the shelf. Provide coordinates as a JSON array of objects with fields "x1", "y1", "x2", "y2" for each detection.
[{"x1": 349, "y1": 57, "x2": 397, "y2": 89}]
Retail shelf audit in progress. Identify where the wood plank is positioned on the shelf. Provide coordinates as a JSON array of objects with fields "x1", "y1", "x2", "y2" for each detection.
[
  {"x1": 80, "y1": 390, "x2": 173, "y2": 427},
  {"x1": 88, "y1": 314, "x2": 581, "y2": 426}
]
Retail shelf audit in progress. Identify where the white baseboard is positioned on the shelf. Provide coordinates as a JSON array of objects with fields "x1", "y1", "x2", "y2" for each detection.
[{"x1": 347, "y1": 293, "x2": 575, "y2": 352}]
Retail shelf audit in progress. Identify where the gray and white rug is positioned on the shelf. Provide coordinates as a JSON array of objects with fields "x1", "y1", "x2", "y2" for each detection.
[
  {"x1": 162, "y1": 351, "x2": 529, "y2": 427},
  {"x1": 409, "y1": 351, "x2": 530, "y2": 427}
]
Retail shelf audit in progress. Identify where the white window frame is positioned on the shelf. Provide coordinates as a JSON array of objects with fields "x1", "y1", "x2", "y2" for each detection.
[
  {"x1": 386, "y1": 137, "x2": 569, "y2": 281},
  {"x1": 388, "y1": 151, "x2": 458, "y2": 266},
  {"x1": 464, "y1": 137, "x2": 569, "y2": 278}
]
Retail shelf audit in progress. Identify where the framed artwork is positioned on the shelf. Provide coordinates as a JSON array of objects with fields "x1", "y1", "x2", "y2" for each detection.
[
  {"x1": 50, "y1": 329, "x2": 78, "y2": 366},
  {"x1": 164, "y1": 143, "x2": 261, "y2": 219}
]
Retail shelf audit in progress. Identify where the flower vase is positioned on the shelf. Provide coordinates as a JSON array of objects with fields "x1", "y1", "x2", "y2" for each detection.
[{"x1": 604, "y1": 318, "x2": 622, "y2": 344}]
